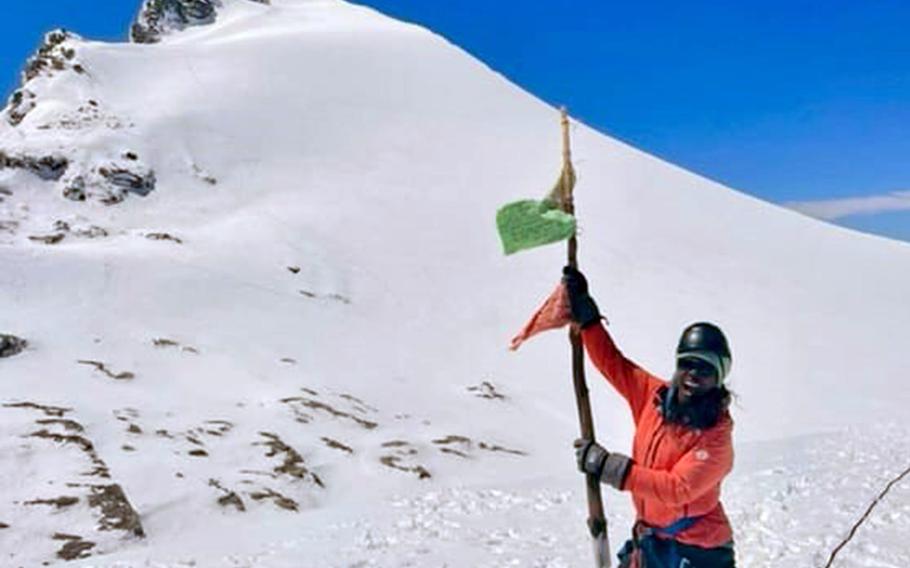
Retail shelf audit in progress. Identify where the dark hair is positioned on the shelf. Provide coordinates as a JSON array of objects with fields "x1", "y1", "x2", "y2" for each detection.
[{"x1": 660, "y1": 384, "x2": 733, "y2": 430}]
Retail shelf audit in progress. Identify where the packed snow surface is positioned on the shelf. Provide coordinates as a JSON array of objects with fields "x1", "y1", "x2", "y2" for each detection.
[{"x1": 0, "y1": 0, "x2": 908, "y2": 566}]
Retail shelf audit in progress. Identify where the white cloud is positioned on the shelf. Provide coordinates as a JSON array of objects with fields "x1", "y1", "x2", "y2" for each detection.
[{"x1": 784, "y1": 190, "x2": 910, "y2": 221}]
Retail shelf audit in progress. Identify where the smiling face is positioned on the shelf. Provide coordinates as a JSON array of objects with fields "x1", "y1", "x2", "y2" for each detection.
[{"x1": 673, "y1": 356, "x2": 720, "y2": 404}]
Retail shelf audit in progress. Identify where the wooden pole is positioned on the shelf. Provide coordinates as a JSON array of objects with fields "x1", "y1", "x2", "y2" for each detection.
[{"x1": 560, "y1": 107, "x2": 611, "y2": 567}]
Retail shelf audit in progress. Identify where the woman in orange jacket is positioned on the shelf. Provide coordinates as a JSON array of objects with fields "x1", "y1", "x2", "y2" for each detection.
[{"x1": 563, "y1": 266, "x2": 736, "y2": 568}]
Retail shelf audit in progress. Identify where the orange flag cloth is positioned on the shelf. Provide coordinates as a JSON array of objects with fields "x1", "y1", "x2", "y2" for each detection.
[{"x1": 509, "y1": 282, "x2": 572, "y2": 351}]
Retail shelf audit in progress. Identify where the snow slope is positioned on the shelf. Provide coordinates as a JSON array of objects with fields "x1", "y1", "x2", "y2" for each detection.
[{"x1": 0, "y1": 0, "x2": 908, "y2": 565}]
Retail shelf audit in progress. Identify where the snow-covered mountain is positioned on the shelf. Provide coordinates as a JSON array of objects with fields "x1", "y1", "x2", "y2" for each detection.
[{"x1": 1, "y1": 1, "x2": 908, "y2": 566}]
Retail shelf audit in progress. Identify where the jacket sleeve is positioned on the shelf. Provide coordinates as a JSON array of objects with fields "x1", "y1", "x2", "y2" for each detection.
[
  {"x1": 623, "y1": 422, "x2": 733, "y2": 507},
  {"x1": 581, "y1": 323, "x2": 662, "y2": 422}
]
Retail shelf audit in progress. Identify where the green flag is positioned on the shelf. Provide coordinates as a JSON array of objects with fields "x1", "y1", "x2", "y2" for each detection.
[{"x1": 496, "y1": 164, "x2": 576, "y2": 255}]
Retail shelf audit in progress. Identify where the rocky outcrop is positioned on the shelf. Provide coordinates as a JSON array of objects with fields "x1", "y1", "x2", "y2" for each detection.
[
  {"x1": 22, "y1": 30, "x2": 81, "y2": 83},
  {"x1": 87, "y1": 484, "x2": 145, "y2": 537},
  {"x1": 62, "y1": 176, "x2": 87, "y2": 201},
  {"x1": 7, "y1": 89, "x2": 37, "y2": 127},
  {"x1": 131, "y1": 0, "x2": 221, "y2": 44},
  {"x1": 99, "y1": 166, "x2": 156, "y2": 198},
  {"x1": 60, "y1": 161, "x2": 156, "y2": 205},
  {"x1": 0, "y1": 149, "x2": 156, "y2": 205},
  {"x1": 0, "y1": 152, "x2": 69, "y2": 181},
  {"x1": 2, "y1": 403, "x2": 145, "y2": 565},
  {"x1": 5, "y1": 30, "x2": 85, "y2": 127},
  {"x1": 0, "y1": 335, "x2": 27, "y2": 358},
  {"x1": 131, "y1": 0, "x2": 271, "y2": 44}
]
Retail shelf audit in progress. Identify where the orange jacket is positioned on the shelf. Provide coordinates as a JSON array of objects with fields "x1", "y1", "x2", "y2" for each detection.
[{"x1": 582, "y1": 323, "x2": 734, "y2": 548}]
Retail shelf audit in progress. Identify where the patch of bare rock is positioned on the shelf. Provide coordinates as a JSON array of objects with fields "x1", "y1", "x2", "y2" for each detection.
[
  {"x1": 27, "y1": 219, "x2": 110, "y2": 245},
  {"x1": 5, "y1": 30, "x2": 85, "y2": 127},
  {"x1": 467, "y1": 380, "x2": 507, "y2": 400},
  {"x1": 145, "y1": 231, "x2": 184, "y2": 244},
  {"x1": 0, "y1": 334, "x2": 27, "y2": 358},
  {"x1": 54, "y1": 533, "x2": 96, "y2": 561},
  {"x1": 379, "y1": 440, "x2": 432, "y2": 479},
  {"x1": 77, "y1": 359, "x2": 136, "y2": 381},
  {"x1": 132, "y1": 0, "x2": 271, "y2": 44},
  {"x1": 256, "y1": 432, "x2": 324, "y2": 487},
  {"x1": 152, "y1": 336, "x2": 197, "y2": 352},
  {"x1": 280, "y1": 390, "x2": 378, "y2": 430},
  {"x1": 2, "y1": 401, "x2": 145, "y2": 564}
]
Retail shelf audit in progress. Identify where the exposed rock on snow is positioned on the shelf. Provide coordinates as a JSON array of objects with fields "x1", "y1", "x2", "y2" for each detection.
[
  {"x1": 321, "y1": 436, "x2": 354, "y2": 454},
  {"x1": 256, "y1": 431, "x2": 325, "y2": 487},
  {"x1": 467, "y1": 380, "x2": 507, "y2": 400},
  {"x1": 6, "y1": 89, "x2": 36, "y2": 127},
  {"x1": 132, "y1": 0, "x2": 220, "y2": 44},
  {"x1": 54, "y1": 533, "x2": 96, "y2": 561},
  {"x1": 62, "y1": 175, "x2": 87, "y2": 201},
  {"x1": 379, "y1": 440, "x2": 433, "y2": 479},
  {"x1": 131, "y1": 0, "x2": 273, "y2": 44},
  {"x1": 145, "y1": 231, "x2": 184, "y2": 244},
  {"x1": 0, "y1": 403, "x2": 145, "y2": 565},
  {"x1": 87, "y1": 483, "x2": 145, "y2": 537},
  {"x1": 0, "y1": 151, "x2": 69, "y2": 180},
  {"x1": 0, "y1": 150, "x2": 153, "y2": 207},
  {"x1": 23, "y1": 29, "x2": 80, "y2": 83},
  {"x1": 53, "y1": 219, "x2": 110, "y2": 239},
  {"x1": 0, "y1": 24, "x2": 153, "y2": 210},
  {"x1": 298, "y1": 288, "x2": 353, "y2": 304},
  {"x1": 3, "y1": 401, "x2": 70, "y2": 416},
  {"x1": 209, "y1": 478, "x2": 246, "y2": 511},
  {"x1": 249, "y1": 487, "x2": 299, "y2": 511},
  {"x1": 0, "y1": 334, "x2": 27, "y2": 358},
  {"x1": 432, "y1": 434, "x2": 528, "y2": 458},
  {"x1": 152, "y1": 337, "x2": 199, "y2": 352},
  {"x1": 23, "y1": 495, "x2": 80, "y2": 509},
  {"x1": 6, "y1": 29, "x2": 84, "y2": 127},
  {"x1": 29, "y1": 427, "x2": 112, "y2": 478},
  {"x1": 38, "y1": 99, "x2": 131, "y2": 132},
  {"x1": 77, "y1": 359, "x2": 137, "y2": 381},
  {"x1": 191, "y1": 162, "x2": 218, "y2": 185},
  {"x1": 60, "y1": 161, "x2": 156, "y2": 205},
  {"x1": 28, "y1": 232, "x2": 66, "y2": 245},
  {"x1": 280, "y1": 392, "x2": 378, "y2": 429},
  {"x1": 26, "y1": 219, "x2": 110, "y2": 245},
  {"x1": 99, "y1": 164, "x2": 157, "y2": 197}
]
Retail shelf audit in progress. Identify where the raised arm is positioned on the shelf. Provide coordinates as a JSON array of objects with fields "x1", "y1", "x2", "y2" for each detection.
[
  {"x1": 563, "y1": 266, "x2": 661, "y2": 421},
  {"x1": 581, "y1": 323, "x2": 662, "y2": 421}
]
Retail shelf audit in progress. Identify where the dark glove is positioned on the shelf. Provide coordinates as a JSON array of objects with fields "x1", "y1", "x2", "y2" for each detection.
[
  {"x1": 562, "y1": 266, "x2": 601, "y2": 328},
  {"x1": 574, "y1": 438, "x2": 632, "y2": 491}
]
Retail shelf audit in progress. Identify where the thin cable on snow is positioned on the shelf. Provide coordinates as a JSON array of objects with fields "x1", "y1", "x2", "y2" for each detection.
[{"x1": 824, "y1": 463, "x2": 910, "y2": 567}]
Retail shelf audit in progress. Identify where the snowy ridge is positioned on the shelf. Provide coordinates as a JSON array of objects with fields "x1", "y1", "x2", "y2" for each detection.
[{"x1": 0, "y1": 0, "x2": 908, "y2": 565}]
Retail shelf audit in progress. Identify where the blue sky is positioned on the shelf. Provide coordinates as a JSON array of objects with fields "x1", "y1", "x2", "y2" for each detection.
[{"x1": 4, "y1": 1, "x2": 909, "y2": 241}]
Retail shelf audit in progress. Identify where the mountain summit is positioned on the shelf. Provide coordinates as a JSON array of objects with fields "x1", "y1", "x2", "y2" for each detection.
[{"x1": 132, "y1": 0, "x2": 271, "y2": 43}]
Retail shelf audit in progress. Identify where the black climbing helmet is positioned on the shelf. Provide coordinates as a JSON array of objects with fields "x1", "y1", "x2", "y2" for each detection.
[{"x1": 676, "y1": 322, "x2": 732, "y2": 383}]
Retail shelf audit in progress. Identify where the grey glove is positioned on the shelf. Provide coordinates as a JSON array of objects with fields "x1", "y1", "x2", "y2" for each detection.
[{"x1": 574, "y1": 438, "x2": 632, "y2": 491}]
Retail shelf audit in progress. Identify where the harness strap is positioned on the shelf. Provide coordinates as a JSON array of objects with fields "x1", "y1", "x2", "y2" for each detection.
[
  {"x1": 636, "y1": 516, "x2": 704, "y2": 568},
  {"x1": 649, "y1": 515, "x2": 701, "y2": 538}
]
